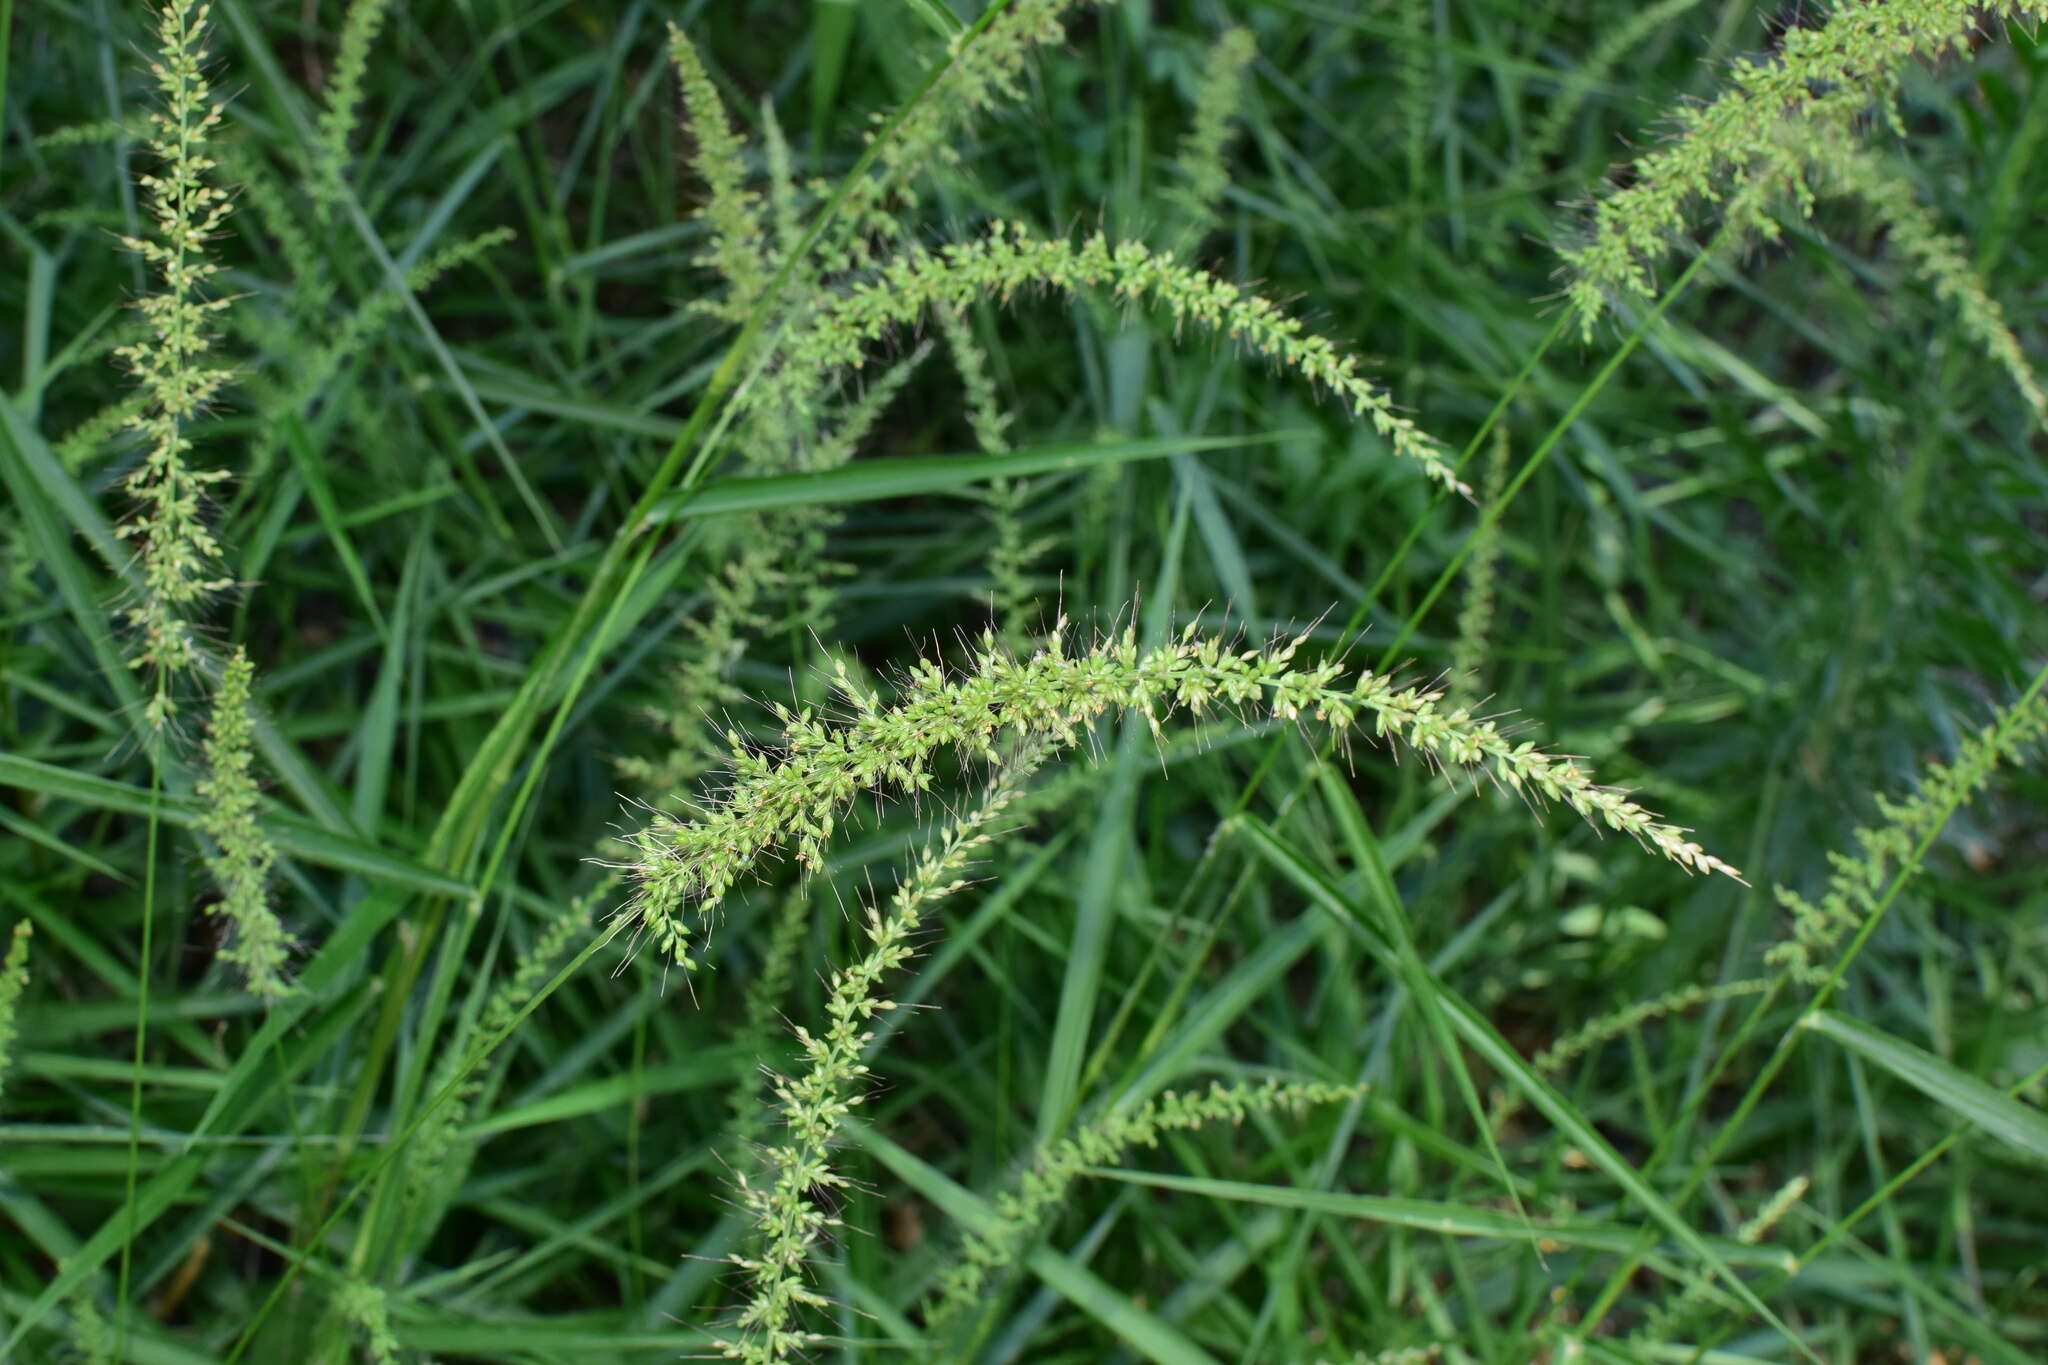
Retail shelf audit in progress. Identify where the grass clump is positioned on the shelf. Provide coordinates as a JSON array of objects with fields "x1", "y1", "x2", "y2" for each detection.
[{"x1": 3, "y1": 2, "x2": 2046, "y2": 1361}]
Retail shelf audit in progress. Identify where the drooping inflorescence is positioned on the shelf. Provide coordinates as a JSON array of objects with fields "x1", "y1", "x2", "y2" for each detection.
[
  {"x1": 1806, "y1": 133, "x2": 2048, "y2": 428},
  {"x1": 1561, "y1": 0, "x2": 2048, "y2": 336},
  {"x1": 758, "y1": 225, "x2": 1467, "y2": 494},
  {"x1": 625, "y1": 624, "x2": 1741, "y2": 970}
]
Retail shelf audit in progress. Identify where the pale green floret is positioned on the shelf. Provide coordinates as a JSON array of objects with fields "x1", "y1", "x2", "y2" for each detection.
[
  {"x1": 1768, "y1": 691, "x2": 2048, "y2": 985},
  {"x1": 833, "y1": 0, "x2": 1095, "y2": 255},
  {"x1": 0, "y1": 920, "x2": 30, "y2": 1105},
  {"x1": 924, "y1": 1077, "x2": 1361, "y2": 1336},
  {"x1": 722, "y1": 759, "x2": 1040, "y2": 1363},
  {"x1": 1449, "y1": 425, "x2": 1511, "y2": 704},
  {"x1": 1563, "y1": 0, "x2": 2048, "y2": 336},
  {"x1": 1526, "y1": 0, "x2": 1706, "y2": 165},
  {"x1": 760, "y1": 226, "x2": 1467, "y2": 494},
  {"x1": 197, "y1": 649, "x2": 290, "y2": 1000},
  {"x1": 311, "y1": 0, "x2": 396, "y2": 214},
  {"x1": 1627, "y1": 1173, "x2": 1810, "y2": 1347},
  {"x1": 627, "y1": 624, "x2": 1740, "y2": 969},
  {"x1": 1810, "y1": 136, "x2": 2048, "y2": 427},
  {"x1": 668, "y1": 23, "x2": 771, "y2": 320},
  {"x1": 1167, "y1": 27, "x2": 1258, "y2": 240},
  {"x1": 336, "y1": 1279, "x2": 398, "y2": 1364},
  {"x1": 118, "y1": 0, "x2": 236, "y2": 725}
]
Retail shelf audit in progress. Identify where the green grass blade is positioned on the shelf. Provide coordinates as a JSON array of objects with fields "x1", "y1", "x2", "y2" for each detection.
[
  {"x1": 1807, "y1": 1010, "x2": 2048, "y2": 1161},
  {"x1": 649, "y1": 430, "x2": 1304, "y2": 521}
]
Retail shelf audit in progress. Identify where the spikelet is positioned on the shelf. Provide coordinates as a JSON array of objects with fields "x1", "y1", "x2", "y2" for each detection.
[
  {"x1": 1527, "y1": 0, "x2": 1707, "y2": 165},
  {"x1": 1166, "y1": 27, "x2": 1257, "y2": 243},
  {"x1": 721, "y1": 757, "x2": 1041, "y2": 1363},
  {"x1": 1769, "y1": 691, "x2": 2048, "y2": 985},
  {"x1": 935, "y1": 305, "x2": 1047, "y2": 635},
  {"x1": 311, "y1": 0, "x2": 396, "y2": 214},
  {"x1": 619, "y1": 345, "x2": 928, "y2": 800},
  {"x1": 335, "y1": 1280, "x2": 399, "y2": 1364},
  {"x1": 762, "y1": 226, "x2": 1465, "y2": 494},
  {"x1": 1562, "y1": 0, "x2": 2048, "y2": 335},
  {"x1": 1629, "y1": 1173, "x2": 1809, "y2": 1345},
  {"x1": 117, "y1": 0, "x2": 235, "y2": 726},
  {"x1": 247, "y1": 226, "x2": 515, "y2": 480},
  {"x1": 404, "y1": 882, "x2": 602, "y2": 1212},
  {"x1": 1449, "y1": 425, "x2": 1511, "y2": 705},
  {"x1": 626, "y1": 623, "x2": 1741, "y2": 970},
  {"x1": 833, "y1": 0, "x2": 1094, "y2": 253},
  {"x1": 196, "y1": 648, "x2": 290, "y2": 999},
  {"x1": 923, "y1": 1077, "x2": 1361, "y2": 1337},
  {"x1": 0, "y1": 921, "x2": 30, "y2": 1106},
  {"x1": 668, "y1": 24, "x2": 771, "y2": 319},
  {"x1": 1810, "y1": 134, "x2": 2048, "y2": 427},
  {"x1": 1489, "y1": 978, "x2": 1770, "y2": 1136}
]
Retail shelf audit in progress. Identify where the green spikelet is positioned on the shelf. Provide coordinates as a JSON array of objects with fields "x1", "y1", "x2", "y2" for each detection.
[
  {"x1": 1448, "y1": 425, "x2": 1511, "y2": 705},
  {"x1": 118, "y1": 0, "x2": 235, "y2": 727},
  {"x1": 196, "y1": 648, "x2": 290, "y2": 1000},
  {"x1": 762, "y1": 225, "x2": 1466, "y2": 494},
  {"x1": 1490, "y1": 978, "x2": 1771, "y2": 1136},
  {"x1": 722, "y1": 757, "x2": 1042, "y2": 1363},
  {"x1": 924, "y1": 1077, "x2": 1361, "y2": 1339},
  {"x1": 726, "y1": 885, "x2": 816, "y2": 1141},
  {"x1": 760, "y1": 98, "x2": 803, "y2": 263},
  {"x1": 0, "y1": 920, "x2": 29, "y2": 1106},
  {"x1": 619, "y1": 344, "x2": 927, "y2": 800},
  {"x1": 1562, "y1": 0, "x2": 2048, "y2": 336},
  {"x1": 404, "y1": 882, "x2": 601, "y2": 1214},
  {"x1": 1811, "y1": 135, "x2": 2048, "y2": 428},
  {"x1": 1527, "y1": 0, "x2": 1706, "y2": 165},
  {"x1": 832, "y1": 0, "x2": 1095, "y2": 257},
  {"x1": 1768, "y1": 690, "x2": 2048, "y2": 985},
  {"x1": 311, "y1": 0, "x2": 396, "y2": 215},
  {"x1": 1166, "y1": 27, "x2": 1257, "y2": 244},
  {"x1": 627, "y1": 624, "x2": 1741, "y2": 970},
  {"x1": 935, "y1": 305, "x2": 1047, "y2": 634},
  {"x1": 1629, "y1": 1173, "x2": 1808, "y2": 1346},
  {"x1": 335, "y1": 1280, "x2": 399, "y2": 1364},
  {"x1": 668, "y1": 24, "x2": 771, "y2": 319}
]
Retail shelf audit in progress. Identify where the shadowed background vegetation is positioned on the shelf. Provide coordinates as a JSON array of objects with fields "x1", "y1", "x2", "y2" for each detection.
[{"x1": 1, "y1": 0, "x2": 2045, "y2": 1361}]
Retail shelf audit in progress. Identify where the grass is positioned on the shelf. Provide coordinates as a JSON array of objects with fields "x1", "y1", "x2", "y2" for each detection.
[{"x1": 1, "y1": 0, "x2": 2046, "y2": 1361}]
